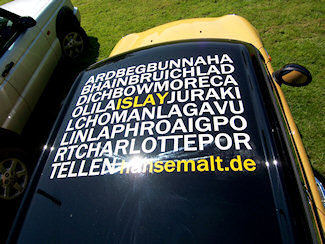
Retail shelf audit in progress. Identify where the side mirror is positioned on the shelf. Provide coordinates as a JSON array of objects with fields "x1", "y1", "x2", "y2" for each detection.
[
  {"x1": 273, "y1": 64, "x2": 312, "y2": 87},
  {"x1": 17, "y1": 16, "x2": 36, "y2": 30}
]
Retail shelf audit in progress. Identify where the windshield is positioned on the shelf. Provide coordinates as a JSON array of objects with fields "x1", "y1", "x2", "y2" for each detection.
[{"x1": 12, "y1": 41, "x2": 315, "y2": 243}]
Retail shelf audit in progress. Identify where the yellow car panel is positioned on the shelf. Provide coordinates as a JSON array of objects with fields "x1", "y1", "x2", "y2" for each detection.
[
  {"x1": 8, "y1": 14, "x2": 324, "y2": 243},
  {"x1": 111, "y1": 14, "x2": 325, "y2": 238},
  {"x1": 110, "y1": 15, "x2": 269, "y2": 62}
]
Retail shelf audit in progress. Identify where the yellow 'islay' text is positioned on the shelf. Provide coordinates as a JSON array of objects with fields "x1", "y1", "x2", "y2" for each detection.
[{"x1": 116, "y1": 92, "x2": 169, "y2": 110}]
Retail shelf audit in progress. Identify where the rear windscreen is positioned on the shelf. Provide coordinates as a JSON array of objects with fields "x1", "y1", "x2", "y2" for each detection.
[{"x1": 15, "y1": 41, "x2": 309, "y2": 243}]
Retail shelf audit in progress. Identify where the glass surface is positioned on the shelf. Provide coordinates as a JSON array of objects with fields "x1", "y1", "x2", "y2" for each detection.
[
  {"x1": 13, "y1": 41, "x2": 314, "y2": 243},
  {"x1": 0, "y1": 16, "x2": 15, "y2": 51}
]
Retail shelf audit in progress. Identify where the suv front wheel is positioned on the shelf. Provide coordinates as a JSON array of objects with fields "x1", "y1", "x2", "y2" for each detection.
[
  {"x1": 60, "y1": 26, "x2": 87, "y2": 60},
  {"x1": 0, "y1": 147, "x2": 28, "y2": 200}
]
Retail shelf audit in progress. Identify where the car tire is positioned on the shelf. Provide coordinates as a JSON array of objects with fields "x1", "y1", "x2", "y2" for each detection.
[
  {"x1": 59, "y1": 26, "x2": 87, "y2": 60},
  {"x1": 0, "y1": 146, "x2": 29, "y2": 201}
]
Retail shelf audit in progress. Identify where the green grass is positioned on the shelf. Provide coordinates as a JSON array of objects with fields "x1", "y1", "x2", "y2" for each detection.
[
  {"x1": 1, "y1": 0, "x2": 324, "y2": 178},
  {"x1": 0, "y1": 0, "x2": 9, "y2": 4},
  {"x1": 72, "y1": 0, "x2": 325, "y2": 177}
]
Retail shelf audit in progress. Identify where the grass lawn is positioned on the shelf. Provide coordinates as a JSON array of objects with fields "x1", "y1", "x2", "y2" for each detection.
[{"x1": 0, "y1": 0, "x2": 324, "y2": 178}]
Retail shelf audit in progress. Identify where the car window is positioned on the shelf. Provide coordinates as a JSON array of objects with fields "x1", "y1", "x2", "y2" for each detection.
[
  {"x1": 11, "y1": 41, "x2": 316, "y2": 243},
  {"x1": 0, "y1": 10, "x2": 20, "y2": 57},
  {"x1": 0, "y1": 16, "x2": 14, "y2": 44}
]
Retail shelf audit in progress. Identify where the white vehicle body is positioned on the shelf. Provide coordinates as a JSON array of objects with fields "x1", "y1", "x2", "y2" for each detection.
[
  {"x1": 0, "y1": 0, "x2": 87, "y2": 202},
  {"x1": 0, "y1": 0, "x2": 81, "y2": 134}
]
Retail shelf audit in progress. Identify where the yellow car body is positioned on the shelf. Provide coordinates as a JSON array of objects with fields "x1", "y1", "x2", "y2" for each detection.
[
  {"x1": 110, "y1": 14, "x2": 325, "y2": 239},
  {"x1": 8, "y1": 15, "x2": 325, "y2": 243}
]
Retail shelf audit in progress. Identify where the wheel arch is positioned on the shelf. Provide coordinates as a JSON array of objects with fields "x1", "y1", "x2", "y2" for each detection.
[
  {"x1": 56, "y1": 6, "x2": 80, "y2": 39},
  {"x1": 0, "y1": 128, "x2": 21, "y2": 148}
]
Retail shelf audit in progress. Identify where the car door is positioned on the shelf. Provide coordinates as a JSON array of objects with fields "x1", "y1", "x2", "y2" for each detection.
[{"x1": 0, "y1": 9, "x2": 50, "y2": 134}]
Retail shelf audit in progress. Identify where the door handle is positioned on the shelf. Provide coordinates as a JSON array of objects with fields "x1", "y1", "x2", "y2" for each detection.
[{"x1": 2, "y1": 61, "x2": 14, "y2": 77}]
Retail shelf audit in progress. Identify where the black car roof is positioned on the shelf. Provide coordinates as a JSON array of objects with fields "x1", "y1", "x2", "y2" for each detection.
[{"x1": 9, "y1": 40, "x2": 317, "y2": 243}]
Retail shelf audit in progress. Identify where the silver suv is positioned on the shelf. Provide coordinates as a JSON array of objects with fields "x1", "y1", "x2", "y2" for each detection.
[{"x1": 0, "y1": 0, "x2": 87, "y2": 201}]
